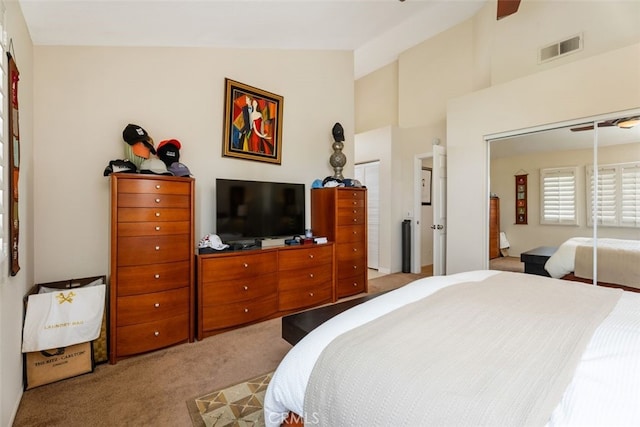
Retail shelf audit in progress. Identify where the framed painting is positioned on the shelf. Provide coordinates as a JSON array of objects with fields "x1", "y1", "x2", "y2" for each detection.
[
  {"x1": 421, "y1": 167, "x2": 432, "y2": 205},
  {"x1": 222, "y1": 78, "x2": 284, "y2": 164}
]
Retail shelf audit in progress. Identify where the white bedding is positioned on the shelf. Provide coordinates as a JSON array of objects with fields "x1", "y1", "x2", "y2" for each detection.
[
  {"x1": 544, "y1": 237, "x2": 640, "y2": 280},
  {"x1": 544, "y1": 237, "x2": 591, "y2": 278},
  {"x1": 264, "y1": 270, "x2": 640, "y2": 427}
]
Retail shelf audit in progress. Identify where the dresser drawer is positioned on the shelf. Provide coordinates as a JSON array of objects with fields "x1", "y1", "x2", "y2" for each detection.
[
  {"x1": 337, "y1": 206, "x2": 366, "y2": 224},
  {"x1": 117, "y1": 287, "x2": 189, "y2": 326},
  {"x1": 336, "y1": 258, "x2": 366, "y2": 279},
  {"x1": 117, "y1": 207, "x2": 191, "y2": 222},
  {"x1": 201, "y1": 272, "x2": 277, "y2": 305},
  {"x1": 337, "y1": 189, "x2": 366, "y2": 204},
  {"x1": 336, "y1": 240, "x2": 366, "y2": 261},
  {"x1": 118, "y1": 235, "x2": 190, "y2": 266},
  {"x1": 116, "y1": 313, "x2": 189, "y2": 356},
  {"x1": 279, "y1": 282, "x2": 332, "y2": 311},
  {"x1": 118, "y1": 221, "x2": 191, "y2": 237},
  {"x1": 336, "y1": 225, "x2": 365, "y2": 243},
  {"x1": 278, "y1": 266, "x2": 332, "y2": 291},
  {"x1": 278, "y1": 245, "x2": 332, "y2": 271},
  {"x1": 199, "y1": 252, "x2": 277, "y2": 282},
  {"x1": 118, "y1": 193, "x2": 191, "y2": 209},
  {"x1": 117, "y1": 261, "x2": 190, "y2": 296},
  {"x1": 336, "y1": 274, "x2": 367, "y2": 297},
  {"x1": 118, "y1": 178, "x2": 192, "y2": 196},
  {"x1": 202, "y1": 295, "x2": 277, "y2": 330}
]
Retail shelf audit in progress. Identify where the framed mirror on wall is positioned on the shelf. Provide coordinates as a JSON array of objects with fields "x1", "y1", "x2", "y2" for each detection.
[{"x1": 488, "y1": 109, "x2": 640, "y2": 292}]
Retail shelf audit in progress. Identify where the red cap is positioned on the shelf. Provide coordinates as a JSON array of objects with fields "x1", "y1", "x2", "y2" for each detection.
[{"x1": 157, "y1": 139, "x2": 181, "y2": 150}]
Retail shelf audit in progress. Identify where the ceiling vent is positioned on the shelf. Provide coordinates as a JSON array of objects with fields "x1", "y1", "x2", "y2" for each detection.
[{"x1": 539, "y1": 34, "x2": 583, "y2": 63}]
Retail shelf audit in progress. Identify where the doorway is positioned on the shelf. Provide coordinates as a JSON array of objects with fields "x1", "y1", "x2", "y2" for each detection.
[{"x1": 355, "y1": 161, "x2": 380, "y2": 270}]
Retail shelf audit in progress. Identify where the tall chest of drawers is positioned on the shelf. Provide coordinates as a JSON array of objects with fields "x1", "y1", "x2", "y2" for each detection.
[
  {"x1": 311, "y1": 187, "x2": 368, "y2": 298},
  {"x1": 110, "y1": 174, "x2": 195, "y2": 363}
]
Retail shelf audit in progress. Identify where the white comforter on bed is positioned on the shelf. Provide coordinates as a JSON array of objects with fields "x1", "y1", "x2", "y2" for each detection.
[{"x1": 263, "y1": 270, "x2": 640, "y2": 427}]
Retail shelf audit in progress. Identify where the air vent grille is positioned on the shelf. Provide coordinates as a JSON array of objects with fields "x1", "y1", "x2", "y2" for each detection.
[{"x1": 539, "y1": 34, "x2": 582, "y2": 63}]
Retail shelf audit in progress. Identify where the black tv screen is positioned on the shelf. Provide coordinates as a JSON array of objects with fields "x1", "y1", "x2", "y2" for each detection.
[{"x1": 215, "y1": 178, "x2": 305, "y2": 243}]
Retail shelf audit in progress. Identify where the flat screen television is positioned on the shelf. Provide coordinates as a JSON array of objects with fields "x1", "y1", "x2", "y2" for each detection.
[{"x1": 215, "y1": 178, "x2": 305, "y2": 243}]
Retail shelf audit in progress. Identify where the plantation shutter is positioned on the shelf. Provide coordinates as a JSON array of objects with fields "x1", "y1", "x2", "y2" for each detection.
[
  {"x1": 621, "y1": 163, "x2": 640, "y2": 227},
  {"x1": 540, "y1": 167, "x2": 577, "y2": 225},
  {"x1": 588, "y1": 166, "x2": 617, "y2": 226}
]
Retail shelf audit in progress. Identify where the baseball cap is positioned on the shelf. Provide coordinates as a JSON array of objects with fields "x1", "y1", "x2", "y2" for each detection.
[
  {"x1": 157, "y1": 139, "x2": 181, "y2": 167},
  {"x1": 130, "y1": 140, "x2": 154, "y2": 159},
  {"x1": 168, "y1": 162, "x2": 191, "y2": 177},
  {"x1": 198, "y1": 234, "x2": 229, "y2": 251},
  {"x1": 103, "y1": 159, "x2": 138, "y2": 176},
  {"x1": 140, "y1": 158, "x2": 173, "y2": 175},
  {"x1": 122, "y1": 124, "x2": 156, "y2": 154}
]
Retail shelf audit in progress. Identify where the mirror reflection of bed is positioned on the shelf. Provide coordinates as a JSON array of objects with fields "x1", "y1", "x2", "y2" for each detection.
[{"x1": 488, "y1": 111, "x2": 640, "y2": 291}]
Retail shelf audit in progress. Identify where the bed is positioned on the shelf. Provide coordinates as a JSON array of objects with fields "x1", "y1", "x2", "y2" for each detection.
[
  {"x1": 544, "y1": 237, "x2": 640, "y2": 291},
  {"x1": 264, "y1": 270, "x2": 640, "y2": 427}
]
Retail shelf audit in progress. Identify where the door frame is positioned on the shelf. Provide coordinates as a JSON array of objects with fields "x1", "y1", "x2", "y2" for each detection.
[{"x1": 412, "y1": 151, "x2": 433, "y2": 274}]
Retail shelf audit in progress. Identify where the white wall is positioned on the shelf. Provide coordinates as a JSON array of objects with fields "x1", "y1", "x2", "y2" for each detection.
[
  {"x1": 33, "y1": 46, "x2": 355, "y2": 282},
  {"x1": 447, "y1": 43, "x2": 640, "y2": 273},
  {"x1": 1, "y1": 2, "x2": 34, "y2": 425}
]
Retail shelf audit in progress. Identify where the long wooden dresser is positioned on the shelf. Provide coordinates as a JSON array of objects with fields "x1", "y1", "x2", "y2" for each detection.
[
  {"x1": 109, "y1": 174, "x2": 195, "y2": 363},
  {"x1": 311, "y1": 187, "x2": 368, "y2": 298},
  {"x1": 196, "y1": 243, "x2": 335, "y2": 340}
]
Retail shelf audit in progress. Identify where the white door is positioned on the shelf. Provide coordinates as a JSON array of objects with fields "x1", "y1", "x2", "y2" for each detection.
[
  {"x1": 432, "y1": 145, "x2": 447, "y2": 275},
  {"x1": 355, "y1": 161, "x2": 380, "y2": 270}
]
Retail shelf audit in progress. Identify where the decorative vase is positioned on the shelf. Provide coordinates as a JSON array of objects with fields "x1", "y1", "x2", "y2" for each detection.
[{"x1": 330, "y1": 122, "x2": 346, "y2": 179}]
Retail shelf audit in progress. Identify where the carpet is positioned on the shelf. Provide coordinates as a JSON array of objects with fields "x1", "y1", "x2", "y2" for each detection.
[{"x1": 187, "y1": 372, "x2": 273, "y2": 427}]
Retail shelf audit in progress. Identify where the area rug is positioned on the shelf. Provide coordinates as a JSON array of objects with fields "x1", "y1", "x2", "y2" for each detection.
[{"x1": 186, "y1": 372, "x2": 273, "y2": 427}]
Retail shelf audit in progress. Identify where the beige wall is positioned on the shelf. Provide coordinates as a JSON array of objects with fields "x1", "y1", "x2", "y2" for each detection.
[
  {"x1": 33, "y1": 46, "x2": 354, "y2": 282},
  {"x1": 447, "y1": 43, "x2": 640, "y2": 273},
  {"x1": 1, "y1": 2, "x2": 34, "y2": 424},
  {"x1": 491, "y1": 143, "x2": 640, "y2": 256},
  {"x1": 354, "y1": 62, "x2": 398, "y2": 134},
  {"x1": 356, "y1": 0, "x2": 640, "y2": 275}
]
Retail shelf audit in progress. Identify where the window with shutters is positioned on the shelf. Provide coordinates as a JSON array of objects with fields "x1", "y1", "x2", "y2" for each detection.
[
  {"x1": 540, "y1": 167, "x2": 578, "y2": 225},
  {"x1": 587, "y1": 162, "x2": 640, "y2": 228}
]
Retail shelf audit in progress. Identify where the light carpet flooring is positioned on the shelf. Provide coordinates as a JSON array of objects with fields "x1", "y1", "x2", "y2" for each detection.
[{"x1": 13, "y1": 270, "x2": 429, "y2": 426}]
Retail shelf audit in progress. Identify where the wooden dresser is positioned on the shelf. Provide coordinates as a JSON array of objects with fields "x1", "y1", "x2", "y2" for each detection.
[
  {"x1": 489, "y1": 196, "x2": 500, "y2": 259},
  {"x1": 109, "y1": 174, "x2": 195, "y2": 364},
  {"x1": 196, "y1": 244, "x2": 335, "y2": 340},
  {"x1": 311, "y1": 187, "x2": 368, "y2": 298}
]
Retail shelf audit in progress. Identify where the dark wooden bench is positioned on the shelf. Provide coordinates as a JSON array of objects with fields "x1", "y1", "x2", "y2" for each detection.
[
  {"x1": 281, "y1": 292, "x2": 387, "y2": 346},
  {"x1": 520, "y1": 246, "x2": 557, "y2": 277}
]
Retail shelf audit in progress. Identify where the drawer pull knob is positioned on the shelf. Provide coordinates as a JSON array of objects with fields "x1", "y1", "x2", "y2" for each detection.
[
  {"x1": 155, "y1": 246, "x2": 160, "y2": 251},
  {"x1": 154, "y1": 303, "x2": 160, "y2": 308},
  {"x1": 154, "y1": 331, "x2": 160, "y2": 336},
  {"x1": 243, "y1": 263, "x2": 248, "y2": 268},
  {"x1": 244, "y1": 308, "x2": 249, "y2": 313},
  {"x1": 353, "y1": 248, "x2": 357, "y2": 252},
  {"x1": 243, "y1": 285, "x2": 249, "y2": 291},
  {"x1": 309, "y1": 292, "x2": 314, "y2": 297},
  {"x1": 309, "y1": 254, "x2": 314, "y2": 259},
  {"x1": 155, "y1": 226, "x2": 161, "y2": 231},
  {"x1": 155, "y1": 198, "x2": 161, "y2": 203},
  {"x1": 353, "y1": 282, "x2": 358, "y2": 287},
  {"x1": 155, "y1": 212, "x2": 161, "y2": 217},
  {"x1": 154, "y1": 274, "x2": 160, "y2": 279},
  {"x1": 353, "y1": 265, "x2": 358, "y2": 269},
  {"x1": 353, "y1": 210, "x2": 357, "y2": 213},
  {"x1": 353, "y1": 218, "x2": 357, "y2": 222},
  {"x1": 155, "y1": 185, "x2": 161, "y2": 189},
  {"x1": 309, "y1": 273, "x2": 314, "y2": 278}
]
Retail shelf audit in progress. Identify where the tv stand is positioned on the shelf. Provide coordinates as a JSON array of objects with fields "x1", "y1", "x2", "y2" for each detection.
[{"x1": 196, "y1": 243, "x2": 336, "y2": 340}]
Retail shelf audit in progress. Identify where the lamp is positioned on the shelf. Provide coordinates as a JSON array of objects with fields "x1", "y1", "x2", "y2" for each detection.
[
  {"x1": 499, "y1": 232, "x2": 510, "y2": 257},
  {"x1": 617, "y1": 117, "x2": 640, "y2": 129}
]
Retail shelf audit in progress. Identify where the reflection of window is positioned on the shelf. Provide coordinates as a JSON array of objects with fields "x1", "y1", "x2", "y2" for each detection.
[
  {"x1": 587, "y1": 162, "x2": 640, "y2": 228},
  {"x1": 540, "y1": 167, "x2": 578, "y2": 225}
]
